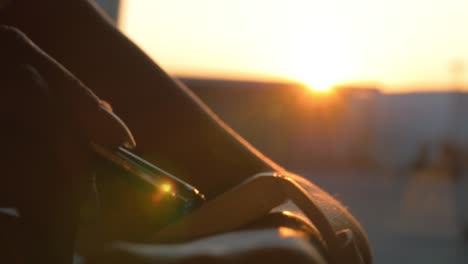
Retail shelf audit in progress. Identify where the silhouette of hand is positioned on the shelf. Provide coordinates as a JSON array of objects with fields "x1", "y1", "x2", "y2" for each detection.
[{"x1": 0, "y1": 25, "x2": 135, "y2": 263}]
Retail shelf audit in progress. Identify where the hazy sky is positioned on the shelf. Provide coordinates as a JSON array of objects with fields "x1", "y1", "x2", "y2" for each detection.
[{"x1": 120, "y1": 0, "x2": 468, "y2": 92}]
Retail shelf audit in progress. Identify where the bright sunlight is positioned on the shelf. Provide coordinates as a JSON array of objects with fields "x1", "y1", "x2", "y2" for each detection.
[
  {"x1": 120, "y1": 0, "x2": 359, "y2": 88},
  {"x1": 120, "y1": 0, "x2": 468, "y2": 91}
]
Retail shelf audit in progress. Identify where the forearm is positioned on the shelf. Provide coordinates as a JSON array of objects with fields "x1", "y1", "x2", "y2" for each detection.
[{"x1": 0, "y1": 0, "x2": 280, "y2": 197}]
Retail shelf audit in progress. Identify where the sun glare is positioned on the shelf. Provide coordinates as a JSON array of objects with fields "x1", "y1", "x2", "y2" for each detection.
[
  {"x1": 309, "y1": 85, "x2": 332, "y2": 93},
  {"x1": 121, "y1": 0, "x2": 468, "y2": 91},
  {"x1": 301, "y1": 76, "x2": 335, "y2": 93},
  {"x1": 161, "y1": 183, "x2": 173, "y2": 193},
  {"x1": 288, "y1": 58, "x2": 342, "y2": 94}
]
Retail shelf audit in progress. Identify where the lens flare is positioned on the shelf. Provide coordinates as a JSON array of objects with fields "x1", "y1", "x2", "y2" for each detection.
[{"x1": 161, "y1": 183, "x2": 173, "y2": 193}]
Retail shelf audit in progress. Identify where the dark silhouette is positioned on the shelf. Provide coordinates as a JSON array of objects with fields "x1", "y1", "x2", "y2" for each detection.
[
  {"x1": 0, "y1": 0, "x2": 274, "y2": 262},
  {"x1": 0, "y1": 1, "x2": 371, "y2": 264}
]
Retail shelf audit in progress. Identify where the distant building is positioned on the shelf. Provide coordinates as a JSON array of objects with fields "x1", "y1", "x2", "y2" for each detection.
[
  {"x1": 372, "y1": 92, "x2": 455, "y2": 169},
  {"x1": 185, "y1": 78, "x2": 468, "y2": 171}
]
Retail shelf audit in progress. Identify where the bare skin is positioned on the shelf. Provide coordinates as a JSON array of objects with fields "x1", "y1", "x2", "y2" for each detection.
[
  {"x1": 0, "y1": 0, "x2": 279, "y2": 263},
  {"x1": 0, "y1": 3, "x2": 373, "y2": 264},
  {"x1": 0, "y1": 0, "x2": 280, "y2": 198}
]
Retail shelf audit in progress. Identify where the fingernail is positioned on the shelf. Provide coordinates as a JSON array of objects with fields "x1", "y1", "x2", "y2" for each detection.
[{"x1": 123, "y1": 140, "x2": 136, "y2": 149}]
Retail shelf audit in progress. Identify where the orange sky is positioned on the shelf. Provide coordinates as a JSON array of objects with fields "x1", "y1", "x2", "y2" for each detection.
[{"x1": 119, "y1": 0, "x2": 468, "y2": 92}]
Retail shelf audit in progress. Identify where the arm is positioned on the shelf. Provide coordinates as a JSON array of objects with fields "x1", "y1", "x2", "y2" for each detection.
[{"x1": 0, "y1": 0, "x2": 281, "y2": 197}]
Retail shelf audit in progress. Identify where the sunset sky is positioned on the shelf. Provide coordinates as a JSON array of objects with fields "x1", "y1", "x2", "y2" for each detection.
[{"x1": 119, "y1": 0, "x2": 468, "y2": 92}]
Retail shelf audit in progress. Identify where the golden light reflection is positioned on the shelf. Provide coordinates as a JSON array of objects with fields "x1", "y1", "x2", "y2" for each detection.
[
  {"x1": 278, "y1": 227, "x2": 303, "y2": 238},
  {"x1": 161, "y1": 183, "x2": 172, "y2": 193},
  {"x1": 152, "y1": 183, "x2": 173, "y2": 202}
]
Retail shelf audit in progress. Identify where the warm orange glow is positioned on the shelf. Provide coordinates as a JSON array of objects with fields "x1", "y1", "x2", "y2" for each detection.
[
  {"x1": 152, "y1": 183, "x2": 173, "y2": 202},
  {"x1": 278, "y1": 227, "x2": 304, "y2": 238},
  {"x1": 120, "y1": 0, "x2": 468, "y2": 91},
  {"x1": 151, "y1": 192, "x2": 162, "y2": 202},
  {"x1": 160, "y1": 183, "x2": 172, "y2": 193},
  {"x1": 305, "y1": 82, "x2": 334, "y2": 93}
]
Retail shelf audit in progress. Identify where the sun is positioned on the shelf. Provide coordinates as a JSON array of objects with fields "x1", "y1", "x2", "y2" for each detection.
[
  {"x1": 279, "y1": 52, "x2": 348, "y2": 94},
  {"x1": 310, "y1": 85, "x2": 333, "y2": 93},
  {"x1": 276, "y1": 25, "x2": 356, "y2": 95},
  {"x1": 290, "y1": 65, "x2": 339, "y2": 93},
  {"x1": 301, "y1": 76, "x2": 335, "y2": 93}
]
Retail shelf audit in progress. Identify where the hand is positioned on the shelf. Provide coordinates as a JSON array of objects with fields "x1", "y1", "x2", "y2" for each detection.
[{"x1": 0, "y1": 25, "x2": 135, "y2": 263}]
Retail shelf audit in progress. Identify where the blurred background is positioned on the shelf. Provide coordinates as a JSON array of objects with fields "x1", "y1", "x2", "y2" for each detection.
[{"x1": 97, "y1": 0, "x2": 468, "y2": 263}]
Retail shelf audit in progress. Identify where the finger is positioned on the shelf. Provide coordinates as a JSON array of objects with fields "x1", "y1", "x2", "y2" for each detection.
[{"x1": 0, "y1": 25, "x2": 136, "y2": 148}]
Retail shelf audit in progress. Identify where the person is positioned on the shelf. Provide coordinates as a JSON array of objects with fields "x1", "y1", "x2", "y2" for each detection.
[
  {"x1": 0, "y1": 1, "x2": 370, "y2": 263},
  {"x1": 0, "y1": 0, "x2": 280, "y2": 262}
]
